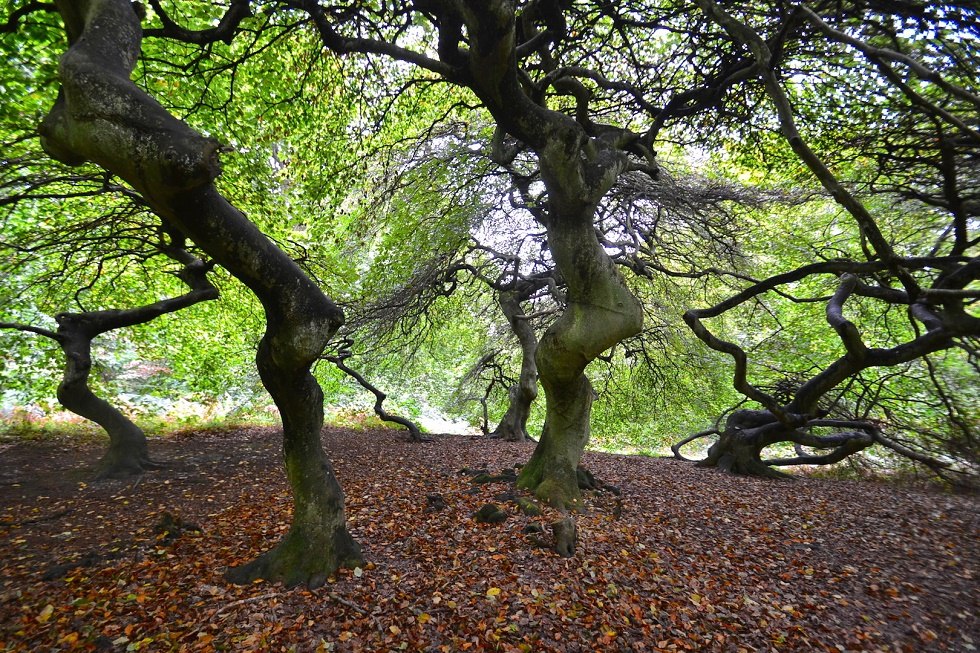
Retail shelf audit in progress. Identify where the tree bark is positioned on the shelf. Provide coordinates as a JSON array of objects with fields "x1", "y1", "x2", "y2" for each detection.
[
  {"x1": 445, "y1": 5, "x2": 645, "y2": 509},
  {"x1": 56, "y1": 322, "x2": 154, "y2": 479},
  {"x1": 490, "y1": 290, "x2": 538, "y2": 442},
  {"x1": 517, "y1": 210, "x2": 642, "y2": 508},
  {"x1": 39, "y1": 0, "x2": 361, "y2": 585},
  {"x1": 698, "y1": 410, "x2": 792, "y2": 479}
]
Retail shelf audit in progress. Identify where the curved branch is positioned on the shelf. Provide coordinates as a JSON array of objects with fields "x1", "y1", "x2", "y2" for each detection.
[
  {"x1": 0, "y1": 321, "x2": 59, "y2": 340},
  {"x1": 325, "y1": 340, "x2": 425, "y2": 442},
  {"x1": 694, "y1": 0, "x2": 919, "y2": 296},
  {"x1": 797, "y1": 5, "x2": 980, "y2": 114},
  {"x1": 143, "y1": 0, "x2": 253, "y2": 45},
  {"x1": 826, "y1": 274, "x2": 868, "y2": 363},
  {"x1": 871, "y1": 430, "x2": 952, "y2": 470},
  {"x1": 0, "y1": 1, "x2": 55, "y2": 33},
  {"x1": 292, "y1": 0, "x2": 457, "y2": 80},
  {"x1": 670, "y1": 428, "x2": 719, "y2": 461}
]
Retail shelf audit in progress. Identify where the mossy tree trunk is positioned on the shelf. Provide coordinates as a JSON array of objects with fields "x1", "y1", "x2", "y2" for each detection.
[
  {"x1": 516, "y1": 204, "x2": 642, "y2": 508},
  {"x1": 444, "y1": 5, "x2": 645, "y2": 509},
  {"x1": 39, "y1": 0, "x2": 361, "y2": 585}
]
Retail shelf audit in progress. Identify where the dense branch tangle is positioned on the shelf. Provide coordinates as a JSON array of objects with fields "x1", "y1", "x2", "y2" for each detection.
[{"x1": 675, "y1": 0, "x2": 979, "y2": 483}]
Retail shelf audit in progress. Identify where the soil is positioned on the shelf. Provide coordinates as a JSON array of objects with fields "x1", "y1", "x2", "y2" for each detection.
[{"x1": 0, "y1": 426, "x2": 977, "y2": 652}]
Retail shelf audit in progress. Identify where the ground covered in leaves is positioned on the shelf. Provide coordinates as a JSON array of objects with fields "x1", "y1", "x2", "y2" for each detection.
[{"x1": 0, "y1": 426, "x2": 977, "y2": 652}]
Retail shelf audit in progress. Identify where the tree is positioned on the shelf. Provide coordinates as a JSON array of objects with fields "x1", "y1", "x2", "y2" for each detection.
[
  {"x1": 0, "y1": 235, "x2": 217, "y2": 478},
  {"x1": 278, "y1": 2, "x2": 662, "y2": 508},
  {"x1": 672, "y1": 1, "x2": 979, "y2": 483},
  {"x1": 30, "y1": 0, "x2": 362, "y2": 586},
  {"x1": 4, "y1": 0, "x2": 975, "y2": 594}
]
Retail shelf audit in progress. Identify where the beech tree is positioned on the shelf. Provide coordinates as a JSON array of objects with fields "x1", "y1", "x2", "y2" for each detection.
[
  {"x1": 3, "y1": 0, "x2": 976, "y2": 591},
  {"x1": 671, "y1": 1, "x2": 979, "y2": 482},
  {"x1": 0, "y1": 235, "x2": 217, "y2": 478},
  {"x1": 21, "y1": 0, "x2": 363, "y2": 586}
]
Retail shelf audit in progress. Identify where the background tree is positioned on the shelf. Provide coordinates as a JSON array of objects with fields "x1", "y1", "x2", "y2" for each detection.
[
  {"x1": 0, "y1": 233, "x2": 217, "y2": 478},
  {"x1": 672, "y1": 0, "x2": 979, "y2": 484}
]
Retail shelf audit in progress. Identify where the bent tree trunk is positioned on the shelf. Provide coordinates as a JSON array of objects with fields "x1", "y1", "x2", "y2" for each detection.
[
  {"x1": 2, "y1": 253, "x2": 217, "y2": 479},
  {"x1": 59, "y1": 257, "x2": 217, "y2": 479},
  {"x1": 517, "y1": 209, "x2": 642, "y2": 508},
  {"x1": 39, "y1": 0, "x2": 361, "y2": 585},
  {"x1": 58, "y1": 332, "x2": 152, "y2": 479},
  {"x1": 491, "y1": 290, "x2": 538, "y2": 442}
]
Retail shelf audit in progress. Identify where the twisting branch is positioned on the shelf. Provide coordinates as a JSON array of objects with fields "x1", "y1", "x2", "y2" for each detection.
[
  {"x1": 0, "y1": 1, "x2": 55, "y2": 33},
  {"x1": 670, "y1": 428, "x2": 720, "y2": 462},
  {"x1": 323, "y1": 338, "x2": 426, "y2": 442},
  {"x1": 143, "y1": 0, "x2": 253, "y2": 45},
  {"x1": 796, "y1": 5, "x2": 980, "y2": 115}
]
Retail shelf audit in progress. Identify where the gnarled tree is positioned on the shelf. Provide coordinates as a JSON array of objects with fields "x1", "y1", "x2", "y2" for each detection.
[
  {"x1": 674, "y1": 0, "x2": 979, "y2": 484},
  {"x1": 0, "y1": 237, "x2": 217, "y2": 478},
  {"x1": 36, "y1": 0, "x2": 362, "y2": 585}
]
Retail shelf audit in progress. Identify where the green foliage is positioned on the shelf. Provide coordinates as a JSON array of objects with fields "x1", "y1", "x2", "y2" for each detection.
[{"x1": 0, "y1": 0, "x2": 974, "y2": 484}]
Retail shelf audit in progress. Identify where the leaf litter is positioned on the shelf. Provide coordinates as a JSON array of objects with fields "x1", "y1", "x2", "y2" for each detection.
[{"x1": 0, "y1": 426, "x2": 976, "y2": 652}]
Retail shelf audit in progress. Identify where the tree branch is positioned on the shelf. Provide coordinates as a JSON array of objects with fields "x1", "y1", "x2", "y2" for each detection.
[{"x1": 0, "y1": 1, "x2": 55, "y2": 33}]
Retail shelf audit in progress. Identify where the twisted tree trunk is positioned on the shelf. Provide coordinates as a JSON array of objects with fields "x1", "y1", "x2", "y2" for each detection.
[
  {"x1": 448, "y1": 5, "x2": 645, "y2": 509},
  {"x1": 491, "y1": 290, "x2": 538, "y2": 442},
  {"x1": 698, "y1": 410, "x2": 793, "y2": 479},
  {"x1": 517, "y1": 209, "x2": 642, "y2": 508},
  {"x1": 57, "y1": 257, "x2": 217, "y2": 479},
  {"x1": 39, "y1": 0, "x2": 361, "y2": 585},
  {"x1": 3, "y1": 253, "x2": 217, "y2": 479}
]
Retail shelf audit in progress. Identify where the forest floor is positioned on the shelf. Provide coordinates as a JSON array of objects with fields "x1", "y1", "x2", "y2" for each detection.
[{"x1": 0, "y1": 426, "x2": 977, "y2": 653}]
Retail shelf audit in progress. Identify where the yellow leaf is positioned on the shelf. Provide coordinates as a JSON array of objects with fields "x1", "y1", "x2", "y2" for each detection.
[
  {"x1": 486, "y1": 587, "x2": 502, "y2": 597},
  {"x1": 36, "y1": 604, "x2": 53, "y2": 624},
  {"x1": 389, "y1": 625, "x2": 401, "y2": 635},
  {"x1": 417, "y1": 613, "x2": 431, "y2": 624}
]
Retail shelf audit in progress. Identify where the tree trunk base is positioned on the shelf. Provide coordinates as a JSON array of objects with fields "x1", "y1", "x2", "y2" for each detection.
[
  {"x1": 491, "y1": 423, "x2": 530, "y2": 442},
  {"x1": 93, "y1": 445, "x2": 165, "y2": 480},
  {"x1": 698, "y1": 410, "x2": 793, "y2": 479},
  {"x1": 708, "y1": 450, "x2": 792, "y2": 479},
  {"x1": 225, "y1": 527, "x2": 363, "y2": 589},
  {"x1": 517, "y1": 457, "x2": 582, "y2": 511}
]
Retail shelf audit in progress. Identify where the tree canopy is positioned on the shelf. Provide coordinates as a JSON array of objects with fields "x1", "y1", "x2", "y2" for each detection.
[{"x1": 0, "y1": 0, "x2": 976, "y2": 585}]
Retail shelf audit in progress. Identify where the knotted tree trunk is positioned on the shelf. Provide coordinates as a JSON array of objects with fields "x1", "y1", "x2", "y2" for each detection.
[
  {"x1": 449, "y1": 5, "x2": 646, "y2": 509},
  {"x1": 39, "y1": 0, "x2": 361, "y2": 586},
  {"x1": 698, "y1": 409, "x2": 793, "y2": 479},
  {"x1": 516, "y1": 206, "x2": 642, "y2": 508}
]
